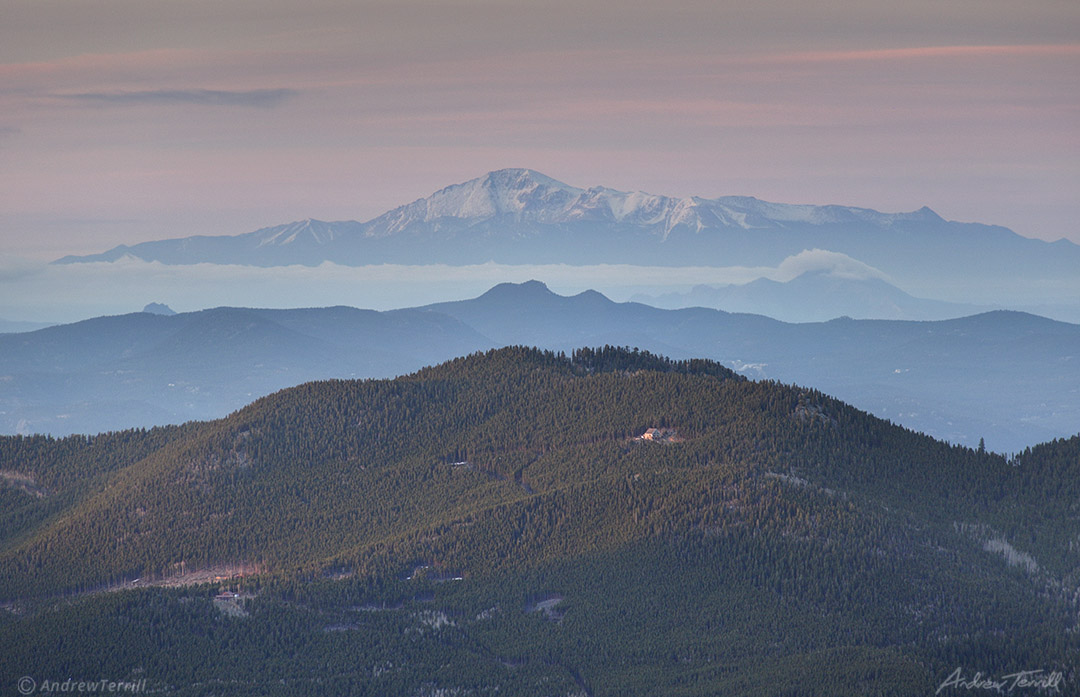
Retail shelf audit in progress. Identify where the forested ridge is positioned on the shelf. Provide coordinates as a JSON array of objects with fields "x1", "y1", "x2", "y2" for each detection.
[{"x1": 0, "y1": 346, "x2": 1076, "y2": 696}]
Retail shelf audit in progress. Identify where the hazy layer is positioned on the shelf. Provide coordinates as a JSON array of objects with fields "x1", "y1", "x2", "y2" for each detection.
[{"x1": 2, "y1": 253, "x2": 1078, "y2": 325}]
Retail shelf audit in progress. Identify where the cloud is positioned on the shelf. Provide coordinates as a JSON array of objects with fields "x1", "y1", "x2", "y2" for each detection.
[
  {"x1": 0, "y1": 257, "x2": 768, "y2": 323},
  {"x1": 0, "y1": 257, "x2": 47, "y2": 283},
  {"x1": 59, "y1": 88, "x2": 299, "y2": 108},
  {"x1": 772, "y1": 249, "x2": 891, "y2": 283},
  {"x1": 783, "y1": 44, "x2": 1080, "y2": 64},
  {"x1": 0, "y1": 252, "x2": 885, "y2": 324}
]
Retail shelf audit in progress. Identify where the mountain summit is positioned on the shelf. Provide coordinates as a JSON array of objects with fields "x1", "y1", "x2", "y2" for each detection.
[
  {"x1": 371, "y1": 168, "x2": 583, "y2": 230},
  {"x1": 358, "y1": 168, "x2": 944, "y2": 240}
]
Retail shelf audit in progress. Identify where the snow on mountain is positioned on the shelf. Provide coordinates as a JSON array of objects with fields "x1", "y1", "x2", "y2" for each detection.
[
  {"x1": 367, "y1": 169, "x2": 584, "y2": 234},
  {"x1": 706, "y1": 196, "x2": 943, "y2": 227},
  {"x1": 359, "y1": 168, "x2": 937, "y2": 237},
  {"x1": 56, "y1": 168, "x2": 955, "y2": 257},
  {"x1": 253, "y1": 219, "x2": 344, "y2": 247},
  {"x1": 52, "y1": 168, "x2": 1079, "y2": 299}
]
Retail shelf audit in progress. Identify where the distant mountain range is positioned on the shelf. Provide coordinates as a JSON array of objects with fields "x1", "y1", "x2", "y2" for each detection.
[
  {"x1": 0, "y1": 305, "x2": 487, "y2": 437},
  {"x1": 54, "y1": 169, "x2": 1080, "y2": 302},
  {"x1": 633, "y1": 268, "x2": 987, "y2": 322},
  {"x1": 3, "y1": 281, "x2": 1077, "y2": 453},
  {"x1": 0, "y1": 318, "x2": 54, "y2": 334}
]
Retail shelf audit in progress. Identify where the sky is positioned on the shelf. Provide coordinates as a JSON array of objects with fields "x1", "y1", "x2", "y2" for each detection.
[{"x1": 2, "y1": 0, "x2": 1078, "y2": 265}]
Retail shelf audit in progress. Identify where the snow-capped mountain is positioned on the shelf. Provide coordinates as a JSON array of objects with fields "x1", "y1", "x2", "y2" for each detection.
[
  {"x1": 358, "y1": 168, "x2": 944, "y2": 239},
  {"x1": 54, "y1": 168, "x2": 1080, "y2": 294},
  {"x1": 370, "y1": 169, "x2": 584, "y2": 232},
  {"x1": 253, "y1": 218, "x2": 350, "y2": 246}
]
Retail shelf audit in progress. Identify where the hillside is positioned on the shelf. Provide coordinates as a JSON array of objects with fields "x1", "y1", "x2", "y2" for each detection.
[
  {"x1": 4, "y1": 282, "x2": 1078, "y2": 453},
  {"x1": 0, "y1": 305, "x2": 492, "y2": 436},
  {"x1": 423, "y1": 282, "x2": 1080, "y2": 453},
  {"x1": 1, "y1": 347, "x2": 1076, "y2": 695}
]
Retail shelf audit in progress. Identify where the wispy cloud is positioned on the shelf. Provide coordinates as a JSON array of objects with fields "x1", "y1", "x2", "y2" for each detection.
[
  {"x1": 0, "y1": 254, "x2": 883, "y2": 323},
  {"x1": 59, "y1": 88, "x2": 299, "y2": 108},
  {"x1": 777, "y1": 43, "x2": 1080, "y2": 64},
  {"x1": 0, "y1": 257, "x2": 765, "y2": 322}
]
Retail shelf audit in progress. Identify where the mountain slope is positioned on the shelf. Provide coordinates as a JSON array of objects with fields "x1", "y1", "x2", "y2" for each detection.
[
  {"x1": 422, "y1": 283, "x2": 1080, "y2": 452},
  {"x1": 0, "y1": 306, "x2": 492, "y2": 436},
  {"x1": 3, "y1": 282, "x2": 1077, "y2": 452},
  {"x1": 53, "y1": 169, "x2": 1080, "y2": 295},
  {"x1": 0, "y1": 347, "x2": 1076, "y2": 695}
]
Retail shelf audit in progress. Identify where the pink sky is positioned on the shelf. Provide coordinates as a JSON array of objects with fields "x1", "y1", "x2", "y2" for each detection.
[{"x1": 2, "y1": 0, "x2": 1079, "y2": 259}]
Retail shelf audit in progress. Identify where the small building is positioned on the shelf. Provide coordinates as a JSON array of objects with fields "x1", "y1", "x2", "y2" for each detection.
[{"x1": 640, "y1": 427, "x2": 678, "y2": 442}]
